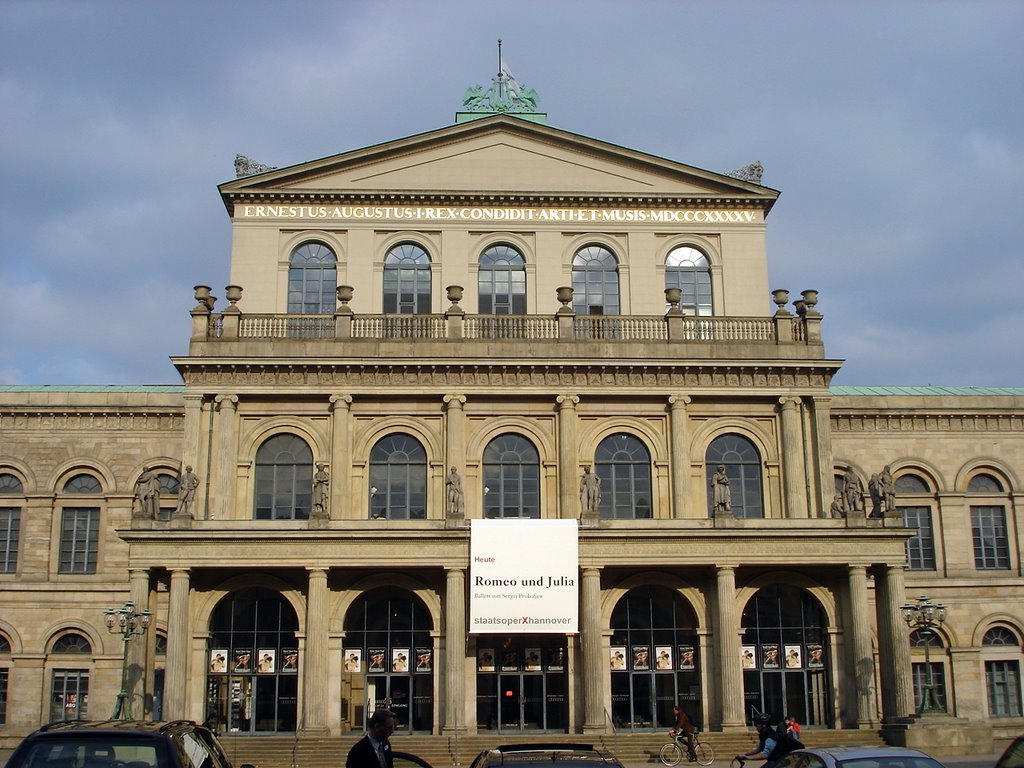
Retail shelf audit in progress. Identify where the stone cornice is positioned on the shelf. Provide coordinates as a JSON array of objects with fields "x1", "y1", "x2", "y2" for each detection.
[
  {"x1": 831, "y1": 411, "x2": 1024, "y2": 432},
  {"x1": 0, "y1": 409, "x2": 183, "y2": 432}
]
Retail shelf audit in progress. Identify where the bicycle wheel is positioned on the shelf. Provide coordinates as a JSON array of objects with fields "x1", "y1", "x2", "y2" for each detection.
[
  {"x1": 694, "y1": 741, "x2": 715, "y2": 766},
  {"x1": 660, "y1": 742, "x2": 683, "y2": 766}
]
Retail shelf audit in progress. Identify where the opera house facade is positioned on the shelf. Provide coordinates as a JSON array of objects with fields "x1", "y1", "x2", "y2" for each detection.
[{"x1": 1, "y1": 89, "x2": 1021, "y2": 753}]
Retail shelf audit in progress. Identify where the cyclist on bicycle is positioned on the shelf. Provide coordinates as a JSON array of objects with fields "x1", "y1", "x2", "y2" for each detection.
[
  {"x1": 734, "y1": 713, "x2": 793, "y2": 768},
  {"x1": 670, "y1": 704, "x2": 697, "y2": 761}
]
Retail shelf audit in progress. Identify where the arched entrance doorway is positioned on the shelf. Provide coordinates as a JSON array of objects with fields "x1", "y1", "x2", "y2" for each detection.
[
  {"x1": 609, "y1": 586, "x2": 703, "y2": 731},
  {"x1": 343, "y1": 588, "x2": 434, "y2": 733},
  {"x1": 205, "y1": 588, "x2": 299, "y2": 733},
  {"x1": 740, "y1": 585, "x2": 831, "y2": 726},
  {"x1": 474, "y1": 635, "x2": 568, "y2": 733}
]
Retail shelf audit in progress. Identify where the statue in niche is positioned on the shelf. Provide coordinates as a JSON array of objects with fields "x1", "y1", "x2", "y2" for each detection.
[
  {"x1": 446, "y1": 466, "x2": 465, "y2": 516},
  {"x1": 880, "y1": 465, "x2": 896, "y2": 514},
  {"x1": 174, "y1": 464, "x2": 200, "y2": 518},
  {"x1": 867, "y1": 473, "x2": 884, "y2": 518},
  {"x1": 312, "y1": 463, "x2": 330, "y2": 518},
  {"x1": 579, "y1": 465, "x2": 602, "y2": 516},
  {"x1": 711, "y1": 464, "x2": 732, "y2": 516}
]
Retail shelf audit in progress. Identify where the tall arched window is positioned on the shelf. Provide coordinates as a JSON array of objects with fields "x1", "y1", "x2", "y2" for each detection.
[
  {"x1": 369, "y1": 434, "x2": 427, "y2": 520},
  {"x1": 384, "y1": 243, "x2": 431, "y2": 314},
  {"x1": 969, "y1": 472, "x2": 1009, "y2": 570},
  {"x1": 896, "y1": 473, "x2": 935, "y2": 571},
  {"x1": 0, "y1": 473, "x2": 23, "y2": 574},
  {"x1": 482, "y1": 434, "x2": 540, "y2": 518},
  {"x1": 254, "y1": 434, "x2": 313, "y2": 520},
  {"x1": 983, "y1": 626, "x2": 1023, "y2": 718},
  {"x1": 50, "y1": 632, "x2": 92, "y2": 721},
  {"x1": 59, "y1": 473, "x2": 102, "y2": 574},
  {"x1": 705, "y1": 434, "x2": 763, "y2": 518},
  {"x1": 665, "y1": 246, "x2": 712, "y2": 316},
  {"x1": 572, "y1": 245, "x2": 620, "y2": 316},
  {"x1": 594, "y1": 434, "x2": 652, "y2": 519},
  {"x1": 287, "y1": 242, "x2": 337, "y2": 314},
  {"x1": 910, "y1": 628, "x2": 948, "y2": 712},
  {"x1": 479, "y1": 244, "x2": 526, "y2": 314}
]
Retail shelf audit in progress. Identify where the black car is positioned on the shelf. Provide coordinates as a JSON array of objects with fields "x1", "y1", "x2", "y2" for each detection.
[
  {"x1": 467, "y1": 743, "x2": 625, "y2": 768},
  {"x1": 2, "y1": 720, "x2": 253, "y2": 768}
]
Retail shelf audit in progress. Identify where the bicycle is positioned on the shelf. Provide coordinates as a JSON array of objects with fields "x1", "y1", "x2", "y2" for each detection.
[{"x1": 659, "y1": 730, "x2": 715, "y2": 766}]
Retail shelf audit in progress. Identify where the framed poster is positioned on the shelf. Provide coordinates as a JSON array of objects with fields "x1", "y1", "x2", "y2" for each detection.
[
  {"x1": 678, "y1": 645, "x2": 696, "y2": 670},
  {"x1": 209, "y1": 649, "x2": 228, "y2": 673},
  {"x1": 807, "y1": 643, "x2": 824, "y2": 669},
  {"x1": 392, "y1": 648, "x2": 409, "y2": 672},
  {"x1": 610, "y1": 646, "x2": 626, "y2": 670},
  {"x1": 415, "y1": 648, "x2": 432, "y2": 672},
  {"x1": 478, "y1": 648, "x2": 495, "y2": 672},
  {"x1": 343, "y1": 649, "x2": 362, "y2": 673},
  {"x1": 741, "y1": 645, "x2": 756, "y2": 668},
  {"x1": 548, "y1": 647, "x2": 566, "y2": 672},
  {"x1": 525, "y1": 648, "x2": 542, "y2": 671},
  {"x1": 368, "y1": 648, "x2": 386, "y2": 672},
  {"x1": 784, "y1": 645, "x2": 802, "y2": 669},
  {"x1": 632, "y1": 645, "x2": 650, "y2": 671},
  {"x1": 257, "y1": 649, "x2": 276, "y2": 673},
  {"x1": 233, "y1": 649, "x2": 252, "y2": 672},
  {"x1": 500, "y1": 648, "x2": 519, "y2": 671},
  {"x1": 281, "y1": 649, "x2": 298, "y2": 672},
  {"x1": 655, "y1": 646, "x2": 673, "y2": 670},
  {"x1": 761, "y1": 644, "x2": 780, "y2": 669}
]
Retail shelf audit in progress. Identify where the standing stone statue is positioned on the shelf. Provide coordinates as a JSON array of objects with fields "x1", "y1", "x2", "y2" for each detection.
[
  {"x1": 446, "y1": 466, "x2": 465, "y2": 516},
  {"x1": 880, "y1": 465, "x2": 896, "y2": 514},
  {"x1": 579, "y1": 465, "x2": 602, "y2": 516},
  {"x1": 174, "y1": 464, "x2": 200, "y2": 518},
  {"x1": 312, "y1": 463, "x2": 330, "y2": 518},
  {"x1": 135, "y1": 467, "x2": 161, "y2": 520},
  {"x1": 711, "y1": 464, "x2": 732, "y2": 516},
  {"x1": 830, "y1": 495, "x2": 846, "y2": 519},
  {"x1": 867, "y1": 473, "x2": 884, "y2": 518},
  {"x1": 842, "y1": 467, "x2": 863, "y2": 517}
]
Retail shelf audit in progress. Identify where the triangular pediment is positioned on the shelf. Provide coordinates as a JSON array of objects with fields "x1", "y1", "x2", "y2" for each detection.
[{"x1": 220, "y1": 116, "x2": 777, "y2": 208}]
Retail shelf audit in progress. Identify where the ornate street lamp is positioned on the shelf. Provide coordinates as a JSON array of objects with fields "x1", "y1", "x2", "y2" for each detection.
[
  {"x1": 104, "y1": 600, "x2": 152, "y2": 720},
  {"x1": 901, "y1": 594, "x2": 947, "y2": 715}
]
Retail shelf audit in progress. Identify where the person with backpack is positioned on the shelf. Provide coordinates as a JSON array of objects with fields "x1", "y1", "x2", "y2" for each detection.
[{"x1": 734, "y1": 713, "x2": 802, "y2": 768}]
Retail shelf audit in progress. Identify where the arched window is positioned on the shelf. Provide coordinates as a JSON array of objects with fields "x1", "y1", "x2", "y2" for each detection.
[
  {"x1": 572, "y1": 245, "x2": 620, "y2": 316},
  {"x1": 969, "y1": 472, "x2": 1009, "y2": 570},
  {"x1": 384, "y1": 243, "x2": 431, "y2": 314},
  {"x1": 0, "y1": 473, "x2": 23, "y2": 574},
  {"x1": 665, "y1": 246, "x2": 712, "y2": 316},
  {"x1": 369, "y1": 434, "x2": 427, "y2": 520},
  {"x1": 254, "y1": 434, "x2": 313, "y2": 520},
  {"x1": 983, "y1": 627, "x2": 1023, "y2": 717},
  {"x1": 896, "y1": 473, "x2": 935, "y2": 571},
  {"x1": 705, "y1": 435, "x2": 763, "y2": 518},
  {"x1": 287, "y1": 242, "x2": 337, "y2": 314},
  {"x1": 594, "y1": 434, "x2": 652, "y2": 519},
  {"x1": 59, "y1": 473, "x2": 101, "y2": 574},
  {"x1": 50, "y1": 632, "x2": 92, "y2": 722},
  {"x1": 482, "y1": 434, "x2": 540, "y2": 518},
  {"x1": 909, "y1": 629, "x2": 948, "y2": 712},
  {"x1": 479, "y1": 244, "x2": 526, "y2": 315}
]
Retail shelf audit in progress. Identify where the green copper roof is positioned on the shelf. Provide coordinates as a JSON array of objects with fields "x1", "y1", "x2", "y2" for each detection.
[{"x1": 830, "y1": 386, "x2": 1024, "y2": 396}]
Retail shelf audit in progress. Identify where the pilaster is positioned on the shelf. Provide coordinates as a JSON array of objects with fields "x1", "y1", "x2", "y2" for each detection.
[
  {"x1": 668, "y1": 394, "x2": 691, "y2": 518},
  {"x1": 556, "y1": 394, "x2": 580, "y2": 519}
]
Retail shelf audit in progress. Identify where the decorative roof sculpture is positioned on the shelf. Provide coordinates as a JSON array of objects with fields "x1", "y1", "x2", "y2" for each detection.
[{"x1": 457, "y1": 40, "x2": 546, "y2": 124}]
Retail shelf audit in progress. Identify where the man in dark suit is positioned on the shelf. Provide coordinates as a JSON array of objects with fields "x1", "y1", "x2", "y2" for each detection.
[{"x1": 346, "y1": 709, "x2": 397, "y2": 768}]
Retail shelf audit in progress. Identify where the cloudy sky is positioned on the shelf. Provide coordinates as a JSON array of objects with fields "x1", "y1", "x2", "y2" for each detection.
[{"x1": 2, "y1": 0, "x2": 1021, "y2": 387}]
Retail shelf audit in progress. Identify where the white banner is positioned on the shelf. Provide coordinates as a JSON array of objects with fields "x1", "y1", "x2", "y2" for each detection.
[{"x1": 469, "y1": 519, "x2": 579, "y2": 634}]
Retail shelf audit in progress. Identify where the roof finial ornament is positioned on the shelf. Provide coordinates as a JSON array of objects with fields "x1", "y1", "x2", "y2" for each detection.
[{"x1": 460, "y1": 39, "x2": 541, "y2": 116}]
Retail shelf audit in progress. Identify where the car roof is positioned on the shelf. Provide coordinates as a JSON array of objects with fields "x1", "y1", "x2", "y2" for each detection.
[
  {"x1": 34, "y1": 720, "x2": 203, "y2": 736},
  {"x1": 796, "y1": 747, "x2": 937, "y2": 760},
  {"x1": 475, "y1": 744, "x2": 620, "y2": 766}
]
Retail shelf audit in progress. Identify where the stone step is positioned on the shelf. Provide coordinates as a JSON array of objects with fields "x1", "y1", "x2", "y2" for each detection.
[{"x1": 217, "y1": 730, "x2": 887, "y2": 768}]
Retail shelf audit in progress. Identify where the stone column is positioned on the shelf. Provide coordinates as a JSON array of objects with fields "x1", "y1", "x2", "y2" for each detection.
[
  {"x1": 164, "y1": 568, "x2": 191, "y2": 720},
  {"x1": 811, "y1": 396, "x2": 834, "y2": 517},
  {"x1": 581, "y1": 567, "x2": 605, "y2": 733},
  {"x1": 212, "y1": 394, "x2": 239, "y2": 519},
  {"x1": 779, "y1": 397, "x2": 807, "y2": 518},
  {"x1": 444, "y1": 567, "x2": 467, "y2": 733},
  {"x1": 716, "y1": 566, "x2": 745, "y2": 729},
  {"x1": 668, "y1": 395, "x2": 691, "y2": 518},
  {"x1": 444, "y1": 394, "x2": 467, "y2": 522},
  {"x1": 875, "y1": 564, "x2": 915, "y2": 721},
  {"x1": 556, "y1": 394, "x2": 580, "y2": 519},
  {"x1": 302, "y1": 568, "x2": 329, "y2": 733},
  {"x1": 127, "y1": 568, "x2": 151, "y2": 718},
  {"x1": 847, "y1": 564, "x2": 878, "y2": 727},
  {"x1": 329, "y1": 394, "x2": 353, "y2": 519}
]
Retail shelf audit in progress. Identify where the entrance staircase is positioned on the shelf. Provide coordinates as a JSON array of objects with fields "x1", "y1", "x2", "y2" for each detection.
[{"x1": 217, "y1": 729, "x2": 887, "y2": 768}]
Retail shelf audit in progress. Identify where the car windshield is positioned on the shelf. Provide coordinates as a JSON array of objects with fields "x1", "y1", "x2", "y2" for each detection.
[
  {"x1": 837, "y1": 758, "x2": 945, "y2": 768},
  {"x1": 14, "y1": 737, "x2": 166, "y2": 768}
]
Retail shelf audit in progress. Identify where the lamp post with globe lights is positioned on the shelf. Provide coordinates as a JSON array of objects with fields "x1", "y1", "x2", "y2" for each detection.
[
  {"x1": 901, "y1": 594, "x2": 947, "y2": 715},
  {"x1": 104, "y1": 600, "x2": 152, "y2": 720}
]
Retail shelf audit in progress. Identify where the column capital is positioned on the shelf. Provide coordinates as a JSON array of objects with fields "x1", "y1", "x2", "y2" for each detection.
[
  {"x1": 183, "y1": 392, "x2": 206, "y2": 405},
  {"x1": 329, "y1": 393, "x2": 353, "y2": 410},
  {"x1": 214, "y1": 393, "x2": 238, "y2": 410},
  {"x1": 668, "y1": 393, "x2": 691, "y2": 408},
  {"x1": 443, "y1": 393, "x2": 467, "y2": 409},
  {"x1": 778, "y1": 395, "x2": 801, "y2": 409},
  {"x1": 445, "y1": 566, "x2": 466, "y2": 576},
  {"x1": 306, "y1": 567, "x2": 329, "y2": 578},
  {"x1": 556, "y1": 393, "x2": 580, "y2": 409}
]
